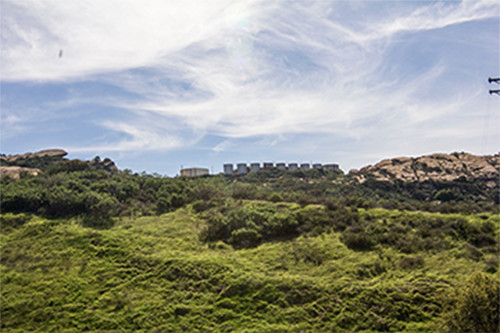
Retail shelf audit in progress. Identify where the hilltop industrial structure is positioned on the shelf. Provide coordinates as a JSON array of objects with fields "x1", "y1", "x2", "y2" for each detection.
[
  {"x1": 180, "y1": 167, "x2": 209, "y2": 178},
  {"x1": 180, "y1": 162, "x2": 341, "y2": 177},
  {"x1": 223, "y1": 162, "x2": 340, "y2": 175}
]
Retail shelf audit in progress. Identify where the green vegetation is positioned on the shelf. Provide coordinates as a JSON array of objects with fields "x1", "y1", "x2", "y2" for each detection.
[{"x1": 1, "y1": 158, "x2": 499, "y2": 331}]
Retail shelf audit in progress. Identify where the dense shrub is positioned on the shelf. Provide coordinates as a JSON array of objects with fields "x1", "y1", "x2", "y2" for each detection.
[
  {"x1": 0, "y1": 213, "x2": 31, "y2": 231},
  {"x1": 434, "y1": 189, "x2": 458, "y2": 202},
  {"x1": 231, "y1": 182, "x2": 257, "y2": 200},
  {"x1": 267, "y1": 193, "x2": 283, "y2": 203},
  {"x1": 341, "y1": 230, "x2": 375, "y2": 251},
  {"x1": 439, "y1": 273, "x2": 500, "y2": 333},
  {"x1": 200, "y1": 201, "x2": 348, "y2": 248}
]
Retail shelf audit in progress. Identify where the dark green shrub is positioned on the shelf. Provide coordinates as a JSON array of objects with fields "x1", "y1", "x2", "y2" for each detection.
[
  {"x1": 231, "y1": 182, "x2": 257, "y2": 200},
  {"x1": 484, "y1": 256, "x2": 499, "y2": 273},
  {"x1": 265, "y1": 211, "x2": 298, "y2": 238},
  {"x1": 328, "y1": 207, "x2": 360, "y2": 232},
  {"x1": 0, "y1": 213, "x2": 31, "y2": 231},
  {"x1": 291, "y1": 239, "x2": 332, "y2": 265},
  {"x1": 295, "y1": 206, "x2": 330, "y2": 234},
  {"x1": 460, "y1": 244, "x2": 483, "y2": 261},
  {"x1": 192, "y1": 199, "x2": 215, "y2": 213},
  {"x1": 341, "y1": 230, "x2": 375, "y2": 251},
  {"x1": 191, "y1": 179, "x2": 224, "y2": 201},
  {"x1": 156, "y1": 195, "x2": 171, "y2": 214},
  {"x1": 434, "y1": 189, "x2": 458, "y2": 202},
  {"x1": 229, "y1": 227, "x2": 261, "y2": 248},
  {"x1": 81, "y1": 191, "x2": 118, "y2": 228},
  {"x1": 267, "y1": 193, "x2": 283, "y2": 203},
  {"x1": 356, "y1": 261, "x2": 387, "y2": 278},
  {"x1": 399, "y1": 256, "x2": 424, "y2": 269},
  {"x1": 169, "y1": 193, "x2": 186, "y2": 209}
]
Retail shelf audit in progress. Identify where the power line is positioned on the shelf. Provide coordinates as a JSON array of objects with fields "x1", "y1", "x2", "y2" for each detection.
[{"x1": 488, "y1": 77, "x2": 500, "y2": 95}]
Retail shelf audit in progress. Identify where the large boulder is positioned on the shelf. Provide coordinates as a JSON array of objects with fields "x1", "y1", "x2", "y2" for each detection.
[
  {"x1": 0, "y1": 166, "x2": 40, "y2": 179},
  {"x1": 349, "y1": 152, "x2": 499, "y2": 185},
  {"x1": 1, "y1": 149, "x2": 67, "y2": 165}
]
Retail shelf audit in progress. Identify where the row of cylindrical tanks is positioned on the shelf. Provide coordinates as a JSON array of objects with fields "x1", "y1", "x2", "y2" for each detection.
[{"x1": 223, "y1": 162, "x2": 340, "y2": 175}]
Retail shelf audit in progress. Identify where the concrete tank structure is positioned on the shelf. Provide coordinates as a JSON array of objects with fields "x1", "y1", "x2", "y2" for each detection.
[
  {"x1": 237, "y1": 163, "x2": 248, "y2": 175},
  {"x1": 263, "y1": 162, "x2": 274, "y2": 169},
  {"x1": 250, "y1": 163, "x2": 260, "y2": 173},
  {"x1": 323, "y1": 164, "x2": 340, "y2": 172},
  {"x1": 223, "y1": 161, "x2": 341, "y2": 174},
  {"x1": 223, "y1": 164, "x2": 234, "y2": 175}
]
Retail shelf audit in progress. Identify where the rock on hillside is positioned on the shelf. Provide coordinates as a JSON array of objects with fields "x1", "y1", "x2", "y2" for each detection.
[
  {"x1": 89, "y1": 156, "x2": 119, "y2": 173},
  {"x1": 0, "y1": 149, "x2": 119, "y2": 178},
  {"x1": 349, "y1": 152, "x2": 499, "y2": 187},
  {"x1": 0, "y1": 166, "x2": 41, "y2": 179},
  {"x1": 1, "y1": 149, "x2": 67, "y2": 164}
]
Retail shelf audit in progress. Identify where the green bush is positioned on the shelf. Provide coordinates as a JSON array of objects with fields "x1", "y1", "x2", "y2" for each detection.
[
  {"x1": 439, "y1": 272, "x2": 499, "y2": 333},
  {"x1": 81, "y1": 191, "x2": 118, "y2": 228},
  {"x1": 340, "y1": 230, "x2": 375, "y2": 251},
  {"x1": 229, "y1": 227, "x2": 261, "y2": 248},
  {"x1": 434, "y1": 189, "x2": 458, "y2": 202},
  {"x1": 0, "y1": 213, "x2": 31, "y2": 231},
  {"x1": 156, "y1": 195, "x2": 171, "y2": 214},
  {"x1": 231, "y1": 182, "x2": 257, "y2": 200},
  {"x1": 399, "y1": 256, "x2": 424, "y2": 270},
  {"x1": 267, "y1": 193, "x2": 283, "y2": 203},
  {"x1": 201, "y1": 201, "x2": 302, "y2": 248}
]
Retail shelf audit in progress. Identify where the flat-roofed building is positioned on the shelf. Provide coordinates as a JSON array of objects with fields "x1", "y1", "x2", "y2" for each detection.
[
  {"x1": 313, "y1": 163, "x2": 322, "y2": 169},
  {"x1": 180, "y1": 167, "x2": 209, "y2": 177},
  {"x1": 288, "y1": 163, "x2": 298, "y2": 171},
  {"x1": 300, "y1": 163, "x2": 310, "y2": 170},
  {"x1": 276, "y1": 163, "x2": 286, "y2": 170},
  {"x1": 223, "y1": 164, "x2": 233, "y2": 175}
]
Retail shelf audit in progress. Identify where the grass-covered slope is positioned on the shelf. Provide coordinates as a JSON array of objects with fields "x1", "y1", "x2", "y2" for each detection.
[{"x1": 1, "y1": 203, "x2": 498, "y2": 332}]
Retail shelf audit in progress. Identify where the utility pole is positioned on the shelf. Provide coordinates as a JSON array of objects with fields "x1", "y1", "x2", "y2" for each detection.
[{"x1": 489, "y1": 77, "x2": 500, "y2": 95}]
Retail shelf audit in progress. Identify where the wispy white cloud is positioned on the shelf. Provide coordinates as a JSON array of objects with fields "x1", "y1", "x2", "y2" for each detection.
[
  {"x1": 1, "y1": 0, "x2": 498, "y2": 158},
  {"x1": 1, "y1": 0, "x2": 243, "y2": 81},
  {"x1": 212, "y1": 139, "x2": 234, "y2": 153},
  {"x1": 372, "y1": 0, "x2": 499, "y2": 38},
  {"x1": 67, "y1": 120, "x2": 184, "y2": 153}
]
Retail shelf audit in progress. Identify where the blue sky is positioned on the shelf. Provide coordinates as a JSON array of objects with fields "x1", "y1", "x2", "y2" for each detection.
[{"x1": 1, "y1": 0, "x2": 499, "y2": 176}]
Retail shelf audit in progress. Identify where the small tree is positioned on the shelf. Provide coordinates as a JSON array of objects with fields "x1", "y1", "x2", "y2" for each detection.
[
  {"x1": 81, "y1": 191, "x2": 117, "y2": 228},
  {"x1": 434, "y1": 189, "x2": 457, "y2": 202}
]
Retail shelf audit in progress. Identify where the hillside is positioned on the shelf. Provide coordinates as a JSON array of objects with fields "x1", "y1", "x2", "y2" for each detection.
[
  {"x1": 1, "y1": 150, "x2": 499, "y2": 332},
  {"x1": 1, "y1": 205, "x2": 498, "y2": 332}
]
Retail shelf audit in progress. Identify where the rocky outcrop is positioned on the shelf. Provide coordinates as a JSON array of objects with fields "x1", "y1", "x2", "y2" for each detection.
[
  {"x1": 89, "y1": 156, "x2": 119, "y2": 173},
  {"x1": 0, "y1": 149, "x2": 119, "y2": 177},
  {"x1": 0, "y1": 166, "x2": 40, "y2": 179},
  {"x1": 349, "y1": 152, "x2": 499, "y2": 187},
  {"x1": 1, "y1": 149, "x2": 67, "y2": 165}
]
